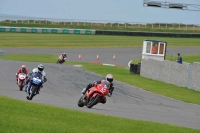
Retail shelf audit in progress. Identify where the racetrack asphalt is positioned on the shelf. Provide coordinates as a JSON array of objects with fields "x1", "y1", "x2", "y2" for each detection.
[{"x1": 0, "y1": 48, "x2": 200, "y2": 129}]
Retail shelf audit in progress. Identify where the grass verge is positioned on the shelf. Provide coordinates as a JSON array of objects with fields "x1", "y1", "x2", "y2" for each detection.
[
  {"x1": 1, "y1": 95, "x2": 200, "y2": 133},
  {"x1": 1, "y1": 32, "x2": 200, "y2": 48},
  {"x1": 1, "y1": 54, "x2": 200, "y2": 105}
]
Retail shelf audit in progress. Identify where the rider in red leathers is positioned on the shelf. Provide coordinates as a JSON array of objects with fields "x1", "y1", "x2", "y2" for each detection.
[
  {"x1": 16, "y1": 65, "x2": 29, "y2": 84},
  {"x1": 82, "y1": 74, "x2": 114, "y2": 104}
]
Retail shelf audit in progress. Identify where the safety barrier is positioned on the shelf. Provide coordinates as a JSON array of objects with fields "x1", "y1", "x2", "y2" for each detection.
[
  {"x1": 1, "y1": 26, "x2": 200, "y2": 37},
  {"x1": 95, "y1": 30, "x2": 200, "y2": 38},
  {"x1": 0, "y1": 27, "x2": 95, "y2": 34}
]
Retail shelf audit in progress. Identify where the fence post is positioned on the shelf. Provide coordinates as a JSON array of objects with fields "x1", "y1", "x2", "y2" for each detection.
[
  {"x1": 152, "y1": 23, "x2": 153, "y2": 29},
  {"x1": 118, "y1": 23, "x2": 119, "y2": 27},
  {"x1": 159, "y1": 23, "x2": 160, "y2": 29},
  {"x1": 166, "y1": 23, "x2": 167, "y2": 29},
  {"x1": 187, "y1": 64, "x2": 193, "y2": 89},
  {"x1": 186, "y1": 24, "x2": 187, "y2": 30},
  {"x1": 179, "y1": 23, "x2": 180, "y2": 29}
]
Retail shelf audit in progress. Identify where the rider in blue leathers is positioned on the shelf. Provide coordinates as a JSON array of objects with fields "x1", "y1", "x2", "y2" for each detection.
[{"x1": 26, "y1": 64, "x2": 47, "y2": 98}]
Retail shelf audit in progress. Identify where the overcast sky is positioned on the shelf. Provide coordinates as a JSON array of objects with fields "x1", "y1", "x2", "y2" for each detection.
[{"x1": 0, "y1": 0, "x2": 199, "y2": 24}]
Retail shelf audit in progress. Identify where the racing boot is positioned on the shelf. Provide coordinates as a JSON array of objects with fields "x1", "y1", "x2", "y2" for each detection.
[{"x1": 100, "y1": 97, "x2": 106, "y2": 104}]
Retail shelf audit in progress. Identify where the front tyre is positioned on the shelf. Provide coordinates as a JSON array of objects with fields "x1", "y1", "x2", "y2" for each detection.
[
  {"x1": 77, "y1": 96, "x2": 84, "y2": 107},
  {"x1": 19, "y1": 85, "x2": 23, "y2": 91},
  {"x1": 29, "y1": 86, "x2": 37, "y2": 100},
  {"x1": 87, "y1": 95, "x2": 100, "y2": 108}
]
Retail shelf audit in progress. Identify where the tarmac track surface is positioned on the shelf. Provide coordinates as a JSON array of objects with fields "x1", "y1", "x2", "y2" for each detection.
[{"x1": 1, "y1": 48, "x2": 200, "y2": 129}]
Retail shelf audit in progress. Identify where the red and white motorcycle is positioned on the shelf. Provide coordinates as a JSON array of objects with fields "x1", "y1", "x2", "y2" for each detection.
[
  {"x1": 17, "y1": 73, "x2": 27, "y2": 91},
  {"x1": 56, "y1": 55, "x2": 66, "y2": 64}
]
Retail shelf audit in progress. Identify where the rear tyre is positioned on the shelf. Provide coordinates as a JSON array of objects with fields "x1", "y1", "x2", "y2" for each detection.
[{"x1": 87, "y1": 95, "x2": 100, "y2": 108}]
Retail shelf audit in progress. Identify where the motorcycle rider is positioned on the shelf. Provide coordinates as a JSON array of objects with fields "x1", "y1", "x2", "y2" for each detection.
[
  {"x1": 16, "y1": 65, "x2": 29, "y2": 84},
  {"x1": 25, "y1": 64, "x2": 47, "y2": 96},
  {"x1": 82, "y1": 74, "x2": 114, "y2": 104},
  {"x1": 58, "y1": 53, "x2": 67, "y2": 63}
]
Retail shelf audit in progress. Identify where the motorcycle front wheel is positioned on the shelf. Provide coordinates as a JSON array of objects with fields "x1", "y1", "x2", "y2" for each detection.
[
  {"x1": 29, "y1": 86, "x2": 37, "y2": 100},
  {"x1": 87, "y1": 95, "x2": 100, "y2": 108},
  {"x1": 77, "y1": 96, "x2": 85, "y2": 107}
]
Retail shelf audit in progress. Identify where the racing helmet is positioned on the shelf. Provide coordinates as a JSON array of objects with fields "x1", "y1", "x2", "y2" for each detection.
[
  {"x1": 21, "y1": 65, "x2": 26, "y2": 71},
  {"x1": 62, "y1": 53, "x2": 67, "y2": 57},
  {"x1": 38, "y1": 64, "x2": 44, "y2": 72},
  {"x1": 106, "y1": 74, "x2": 113, "y2": 83}
]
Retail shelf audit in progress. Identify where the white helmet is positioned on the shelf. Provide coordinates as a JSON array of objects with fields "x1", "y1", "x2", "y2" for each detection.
[
  {"x1": 106, "y1": 74, "x2": 113, "y2": 83},
  {"x1": 38, "y1": 64, "x2": 44, "y2": 72}
]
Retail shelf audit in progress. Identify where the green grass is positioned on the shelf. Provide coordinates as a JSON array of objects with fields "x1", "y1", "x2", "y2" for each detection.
[
  {"x1": 1, "y1": 22, "x2": 200, "y2": 33},
  {"x1": 1, "y1": 54, "x2": 200, "y2": 105},
  {"x1": 1, "y1": 95, "x2": 200, "y2": 133},
  {"x1": 1, "y1": 32, "x2": 200, "y2": 48}
]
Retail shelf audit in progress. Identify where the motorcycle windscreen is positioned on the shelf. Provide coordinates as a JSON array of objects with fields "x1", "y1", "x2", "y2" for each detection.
[
  {"x1": 101, "y1": 80, "x2": 110, "y2": 89},
  {"x1": 31, "y1": 72, "x2": 42, "y2": 85}
]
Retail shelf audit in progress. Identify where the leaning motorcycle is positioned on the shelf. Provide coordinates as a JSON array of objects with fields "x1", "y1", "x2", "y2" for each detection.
[
  {"x1": 56, "y1": 55, "x2": 65, "y2": 64},
  {"x1": 77, "y1": 80, "x2": 110, "y2": 108},
  {"x1": 17, "y1": 73, "x2": 27, "y2": 91},
  {"x1": 26, "y1": 72, "x2": 43, "y2": 100}
]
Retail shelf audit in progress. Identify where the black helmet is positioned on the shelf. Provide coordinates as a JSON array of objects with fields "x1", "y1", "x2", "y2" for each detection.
[{"x1": 38, "y1": 64, "x2": 44, "y2": 72}]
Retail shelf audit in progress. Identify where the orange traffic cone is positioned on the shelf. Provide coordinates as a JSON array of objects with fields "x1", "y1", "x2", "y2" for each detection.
[
  {"x1": 113, "y1": 54, "x2": 116, "y2": 60},
  {"x1": 78, "y1": 54, "x2": 81, "y2": 60},
  {"x1": 96, "y1": 54, "x2": 99, "y2": 60}
]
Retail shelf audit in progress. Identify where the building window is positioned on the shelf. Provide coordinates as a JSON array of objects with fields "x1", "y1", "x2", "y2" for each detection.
[
  {"x1": 151, "y1": 43, "x2": 158, "y2": 54},
  {"x1": 159, "y1": 43, "x2": 164, "y2": 54},
  {"x1": 146, "y1": 42, "x2": 151, "y2": 53}
]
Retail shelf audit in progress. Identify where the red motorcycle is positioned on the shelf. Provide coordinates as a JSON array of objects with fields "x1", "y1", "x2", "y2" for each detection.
[
  {"x1": 56, "y1": 55, "x2": 66, "y2": 64},
  {"x1": 78, "y1": 80, "x2": 110, "y2": 108},
  {"x1": 17, "y1": 73, "x2": 27, "y2": 91}
]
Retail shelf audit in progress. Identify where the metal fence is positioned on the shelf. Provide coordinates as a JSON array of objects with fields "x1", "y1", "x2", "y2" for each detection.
[{"x1": 0, "y1": 15, "x2": 200, "y2": 30}]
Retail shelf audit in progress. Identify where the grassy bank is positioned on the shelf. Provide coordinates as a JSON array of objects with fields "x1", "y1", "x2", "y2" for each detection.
[
  {"x1": 0, "y1": 32, "x2": 200, "y2": 48},
  {"x1": 1, "y1": 95, "x2": 199, "y2": 133},
  {"x1": 1, "y1": 54, "x2": 200, "y2": 105}
]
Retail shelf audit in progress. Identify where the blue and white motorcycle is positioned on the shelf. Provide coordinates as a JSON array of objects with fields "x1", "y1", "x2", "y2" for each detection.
[{"x1": 26, "y1": 72, "x2": 43, "y2": 100}]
